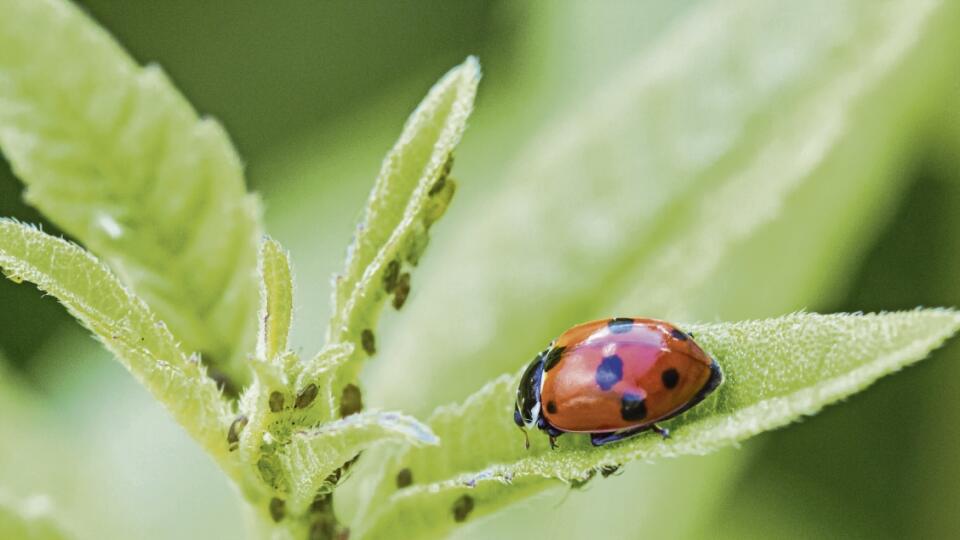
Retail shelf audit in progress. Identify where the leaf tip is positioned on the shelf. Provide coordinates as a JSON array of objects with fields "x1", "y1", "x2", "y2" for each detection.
[
  {"x1": 461, "y1": 55, "x2": 482, "y2": 82},
  {"x1": 438, "y1": 56, "x2": 481, "y2": 102},
  {"x1": 915, "y1": 305, "x2": 960, "y2": 341}
]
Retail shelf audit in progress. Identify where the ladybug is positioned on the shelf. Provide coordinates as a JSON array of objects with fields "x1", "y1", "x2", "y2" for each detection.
[{"x1": 514, "y1": 318, "x2": 723, "y2": 447}]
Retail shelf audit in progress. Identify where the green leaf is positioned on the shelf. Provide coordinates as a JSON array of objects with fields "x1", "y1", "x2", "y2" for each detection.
[
  {"x1": 370, "y1": 0, "x2": 949, "y2": 415},
  {"x1": 0, "y1": 491, "x2": 70, "y2": 540},
  {"x1": 276, "y1": 411, "x2": 437, "y2": 515},
  {"x1": 323, "y1": 57, "x2": 480, "y2": 386},
  {"x1": 606, "y1": 0, "x2": 944, "y2": 319},
  {"x1": 233, "y1": 236, "x2": 298, "y2": 467},
  {"x1": 256, "y1": 237, "x2": 294, "y2": 364},
  {"x1": 356, "y1": 310, "x2": 960, "y2": 539},
  {"x1": 0, "y1": 220, "x2": 237, "y2": 472},
  {"x1": 0, "y1": 0, "x2": 262, "y2": 386},
  {"x1": 429, "y1": 2, "x2": 957, "y2": 538}
]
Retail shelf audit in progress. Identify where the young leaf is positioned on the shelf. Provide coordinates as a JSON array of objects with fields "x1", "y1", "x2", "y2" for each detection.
[
  {"x1": 257, "y1": 237, "x2": 294, "y2": 364},
  {"x1": 237, "y1": 343, "x2": 356, "y2": 476},
  {"x1": 0, "y1": 492, "x2": 70, "y2": 540},
  {"x1": 276, "y1": 411, "x2": 438, "y2": 514},
  {"x1": 356, "y1": 310, "x2": 960, "y2": 540},
  {"x1": 0, "y1": 220, "x2": 237, "y2": 471},
  {"x1": 235, "y1": 237, "x2": 297, "y2": 463},
  {"x1": 0, "y1": 0, "x2": 262, "y2": 387},
  {"x1": 323, "y1": 57, "x2": 480, "y2": 385}
]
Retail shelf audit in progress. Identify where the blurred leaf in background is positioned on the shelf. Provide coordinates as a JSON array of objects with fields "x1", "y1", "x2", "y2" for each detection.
[
  {"x1": 709, "y1": 116, "x2": 960, "y2": 540},
  {"x1": 1, "y1": 1, "x2": 959, "y2": 539}
]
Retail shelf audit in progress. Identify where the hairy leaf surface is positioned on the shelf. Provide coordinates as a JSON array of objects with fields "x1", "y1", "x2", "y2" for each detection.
[
  {"x1": 358, "y1": 310, "x2": 960, "y2": 539},
  {"x1": 0, "y1": 220, "x2": 235, "y2": 468},
  {"x1": 0, "y1": 0, "x2": 261, "y2": 385}
]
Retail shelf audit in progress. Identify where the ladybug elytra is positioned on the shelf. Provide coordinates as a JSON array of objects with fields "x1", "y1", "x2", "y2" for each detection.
[{"x1": 514, "y1": 318, "x2": 723, "y2": 447}]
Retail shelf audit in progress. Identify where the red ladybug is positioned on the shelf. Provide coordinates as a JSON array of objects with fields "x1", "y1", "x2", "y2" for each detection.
[{"x1": 514, "y1": 318, "x2": 723, "y2": 447}]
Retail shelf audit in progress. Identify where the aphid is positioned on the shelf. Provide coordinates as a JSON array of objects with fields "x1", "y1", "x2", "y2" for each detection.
[
  {"x1": 295, "y1": 383, "x2": 319, "y2": 409},
  {"x1": 310, "y1": 493, "x2": 332, "y2": 513},
  {"x1": 269, "y1": 497, "x2": 286, "y2": 522},
  {"x1": 269, "y1": 391, "x2": 285, "y2": 412},
  {"x1": 361, "y1": 329, "x2": 376, "y2": 355},
  {"x1": 396, "y1": 468, "x2": 413, "y2": 488},
  {"x1": 392, "y1": 272, "x2": 411, "y2": 309},
  {"x1": 227, "y1": 415, "x2": 248, "y2": 451},
  {"x1": 340, "y1": 384, "x2": 363, "y2": 417},
  {"x1": 383, "y1": 260, "x2": 401, "y2": 292},
  {"x1": 428, "y1": 175, "x2": 447, "y2": 196},
  {"x1": 452, "y1": 494, "x2": 474, "y2": 522},
  {"x1": 514, "y1": 318, "x2": 722, "y2": 447}
]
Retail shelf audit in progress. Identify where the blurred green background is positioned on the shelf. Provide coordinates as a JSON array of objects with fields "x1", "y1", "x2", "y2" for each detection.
[{"x1": 2, "y1": 1, "x2": 959, "y2": 539}]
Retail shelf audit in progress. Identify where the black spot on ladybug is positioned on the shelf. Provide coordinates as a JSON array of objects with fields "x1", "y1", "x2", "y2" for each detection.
[
  {"x1": 670, "y1": 328, "x2": 689, "y2": 341},
  {"x1": 396, "y1": 468, "x2": 413, "y2": 488},
  {"x1": 340, "y1": 384, "x2": 363, "y2": 417},
  {"x1": 452, "y1": 494, "x2": 475, "y2": 522},
  {"x1": 269, "y1": 498, "x2": 286, "y2": 522},
  {"x1": 393, "y1": 272, "x2": 411, "y2": 309},
  {"x1": 383, "y1": 260, "x2": 400, "y2": 293},
  {"x1": 596, "y1": 355, "x2": 624, "y2": 391},
  {"x1": 661, "y1": 368, "x2": 680, "y2": 389},
  {"x1": 361, "y1": 329, "x2": 376, "y2": 355},
  {"x1": 543, "y1": 346, "x2": 567, "y2": 372},
  {"x1": 546, "y1": 401, "x2": 558, "y2": 414},
  {"x1": 269, "y1": 391, "x2": 284, "y2": 412},
  {"x1": 295, "y1": 383, "x2": 319, "y2": 409},
  {"x1": 608, "y1": 317, "x2": 634, "y2": 334},
  {"x1": 227, "y1": 415, "x2": 248, "y2": 451},
  {"x1": 620, "y1": 393, "x2": 647, "y2": 421}
]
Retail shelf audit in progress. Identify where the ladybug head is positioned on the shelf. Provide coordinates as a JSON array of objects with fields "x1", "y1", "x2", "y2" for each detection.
[{"x1": 514, "y1": 352, "x2": 544, "y2": 430}]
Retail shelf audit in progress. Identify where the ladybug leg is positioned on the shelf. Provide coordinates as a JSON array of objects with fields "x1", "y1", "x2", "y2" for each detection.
[
  {"x1": 538, "y1": 417, "x2": 564, "y2": 449},
  {"x1": 651, "y1": 424, "x2": 671, "y2": 439},
  {"x1": 589, "y1": 426, "x2": 650, "y2": 446},
  {"x1": 546, "y1": 427, "x2": 563, "y2": 449}
]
